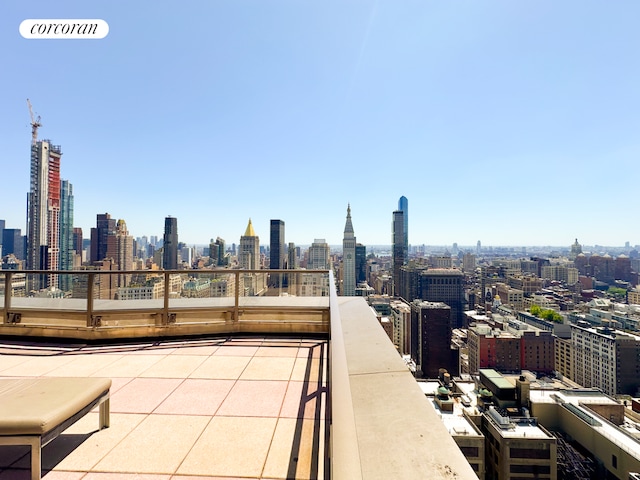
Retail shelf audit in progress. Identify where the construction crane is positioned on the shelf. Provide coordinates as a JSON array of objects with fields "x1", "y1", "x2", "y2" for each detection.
[{"x1": 26, "y1": 98, "x2": 41, "y2": 145}]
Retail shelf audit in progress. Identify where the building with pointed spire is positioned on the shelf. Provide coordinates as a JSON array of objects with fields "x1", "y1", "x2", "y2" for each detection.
[
  {"x1": 569, "y1": 238, "x2": 582, "y2": 260},
  {"x1": 239, "y1": 218, "x2": 260, "y2": 270},
  {"x1": 342, "y1": 205, "x2": 356, "y2": 296}
]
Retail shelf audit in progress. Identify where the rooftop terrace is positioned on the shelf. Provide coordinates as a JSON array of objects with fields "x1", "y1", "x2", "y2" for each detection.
[
  {"x1": 0, "y1": 269, "x2": 478, "y2": 479},
  {"x1": 0, "y1": 335, "x2": 328, "y2": 479}
]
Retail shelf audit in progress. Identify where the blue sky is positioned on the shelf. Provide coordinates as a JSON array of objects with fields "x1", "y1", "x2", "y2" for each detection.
[{"x1": 1, "y1": 1, "x2": 639, "y2": 248}]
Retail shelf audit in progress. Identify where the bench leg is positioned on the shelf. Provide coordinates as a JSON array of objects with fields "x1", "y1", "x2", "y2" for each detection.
[
  {"x1": 30, "y1": 438, "x2": 41, "y2": 480},
  {"x1": 99, "y1": 397, "x2": 110, "y2": 429}
]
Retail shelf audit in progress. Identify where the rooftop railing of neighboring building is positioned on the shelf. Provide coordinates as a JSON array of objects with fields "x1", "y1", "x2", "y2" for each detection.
[{"x1": 0, "y1": 268, "x2": 478, "y2": 480}]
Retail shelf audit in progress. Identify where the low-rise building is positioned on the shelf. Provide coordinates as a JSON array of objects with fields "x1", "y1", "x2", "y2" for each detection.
[
  {"x1": 494, "y1": 283, "x2": 524, "y2": 311},
  {"x1": 482, "y1": 406, "x2": 557, "y2": 480},
  {"x1": 467, "y1": 324, "x2": 555, "y2": 375},
  {"x1": 420, "y1": 380, "x2": 486, "y2": 479},
  {"x1": 507, "y1": 275, "x2": 543, "y2": 296}
]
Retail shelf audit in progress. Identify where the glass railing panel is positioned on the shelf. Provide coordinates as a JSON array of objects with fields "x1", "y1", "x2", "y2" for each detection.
[
  {"x1": 170, "y1": 271, "x2": 235, "y2": 309},
  {"x1": 239, "y1": 270, "x2": 330, "y2": 306},
  {"x1": 96, "y1": 270, "x2": 164, "y2": 311},
  {"x1": 10, "y1": 272, "x2": 87, "y2": 311},
  {"x1": 0, "y1": 271, "x2": 7, "y2": 310}
]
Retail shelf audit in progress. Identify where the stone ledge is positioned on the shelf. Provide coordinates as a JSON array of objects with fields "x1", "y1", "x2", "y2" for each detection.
[{"x1": 338, "y1": 297, "x2": 477, "y2": 480}]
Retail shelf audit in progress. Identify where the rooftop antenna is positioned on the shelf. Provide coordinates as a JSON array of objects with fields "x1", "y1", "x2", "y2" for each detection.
[{"x1": 26, "y1": 98, "x2": 41, "y2": 145}]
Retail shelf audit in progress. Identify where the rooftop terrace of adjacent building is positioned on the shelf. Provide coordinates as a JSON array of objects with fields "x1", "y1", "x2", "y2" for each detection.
[{"x1": 0, "y1": 269, "x2": 478, "y2": 480}]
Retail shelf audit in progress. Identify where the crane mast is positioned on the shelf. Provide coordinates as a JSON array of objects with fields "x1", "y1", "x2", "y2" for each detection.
[{"x1": 27, "y1": 98, "x2": 41, "y2": 145}]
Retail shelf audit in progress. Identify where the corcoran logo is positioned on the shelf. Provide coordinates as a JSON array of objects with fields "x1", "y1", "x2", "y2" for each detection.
[{"x1": 20, "y1": 19, "x2": 109, "y2": 39}]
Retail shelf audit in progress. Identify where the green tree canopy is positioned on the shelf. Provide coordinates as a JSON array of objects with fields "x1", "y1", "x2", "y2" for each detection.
[
  {"x1": 530, "y1": 305, "x2": 562, "y2": 323},
  {"x1": 608, "y1": 287, "x2": 627, "y2": 297}
]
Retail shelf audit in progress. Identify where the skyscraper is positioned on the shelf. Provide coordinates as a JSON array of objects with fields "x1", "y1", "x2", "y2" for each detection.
[
  {"x1": 239, "y1": 219, "x2": 259, "y2": 270},
  {"x1": 2, "y1": 229, "x2": 24, "y2": 261},
  {"x1": 287, "y1": 242, "x2": 298, "y2": 270},
  {"x1": 308, "y1": 239, "x2": 330, "y2": 270},
  {"x1": 355, "y1": 243, "x2": 367, "y2": 284},
  {"x1": 73, "y1": 228, "x2": 83, "y2": 260},
  {"x1": 392, "y1": 209, "x2": 405, "y2": 296},
  {"x1": 27, "y1": 139, "x2": 62, "y2": 289},
  {"x1": 269, "y1": 220, "x2": 286, "y2": 270},
  {"x1": 398, "y1": 196, "x2": 408, "y2": 259},
  {"x1": 269, "y1": 219, "x2": 286, "y2": 288},
  {"x1": 107, "y1": 219, "x2": 134, "y2": 288},
  {"x1": 411, "y1": 301, "x2": 455, "y2": 378},
  {"x1": 163, "y1": 216, "x2": 178, "y2": 269},
  {"x1": 209, "y1": 239, "x2": 219, "y2": 265},
  {"x1": 59, "y1": 180, "x2": 74, "y2": 291},
  {"x1": 269, "y1": 219, "x2": 285, "y2": 269},
  {"x1": 342, "y1": 205, "x2": 356, "y2": 296},
  {"x1": 215, "y1": 237, "x2": 226, "y2": 266},
  {"x1": 90, "y1": 213, "x2": 116, "y2": 264},
  {"x1": 420, "y1": 269, "x2": 466, "y2": 329}
]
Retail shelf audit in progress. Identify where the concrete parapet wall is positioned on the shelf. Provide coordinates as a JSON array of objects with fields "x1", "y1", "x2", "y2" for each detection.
[{"x1": 336, "y1": 296, "x2": 477, "y2": 480}]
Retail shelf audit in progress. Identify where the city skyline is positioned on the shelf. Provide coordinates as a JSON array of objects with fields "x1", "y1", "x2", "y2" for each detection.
[{"x1": 2, "y1": 2, "x2": 640, "y2": 246}]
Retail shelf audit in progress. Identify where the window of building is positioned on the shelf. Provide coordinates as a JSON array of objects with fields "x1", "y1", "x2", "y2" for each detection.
[
  {"x1": 510, "y1": 465, "x2": 551, "y2": 474},
  {"x1": 459, "y1": 446, "x2": 479, "y2": 457},
  {"x1": 509, "y1": 447, "x2": 550, "y2": 459}
]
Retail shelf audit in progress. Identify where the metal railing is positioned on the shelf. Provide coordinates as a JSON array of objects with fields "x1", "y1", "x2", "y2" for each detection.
[{"x1": 0, "y1": 269, "x2": 331, "y2": 339}]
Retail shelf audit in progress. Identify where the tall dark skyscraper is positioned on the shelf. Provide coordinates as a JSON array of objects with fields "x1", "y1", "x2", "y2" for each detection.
[
  {"x1": 163, "y1": 216, "x2": 178, "y2": 269},
  {"x1": 209, "y1": 239, "x2": 219, "y2": 265},
  {"x1": 392, "y1": 209, "x2": 405, "y2": 296},
  {"x1": 90, "y1": 213, "x2": 116, "y2": 263},
  {"x1": 420, "y1": 269, "x2": 466, "y2": 329},
  {"x1": 398, "y1": 196, "x2": 408, "y2": 259},
  {"x1": 269, "y1": 220, "x2": 285, "y2": 269},
  {"x1": 355, "y1": 243, "x2": 367, "y2": 284},
  {"x1": 269, "y1": 219, "x2": 285, "y2": 288},
  {"x1": 59, "y1": 180, "x2": 74, "y2": 291},
  {"x1": 411, "y1": 301, "x2": 455, "y2": 378},
  {"x1": 215, "y1": 237, "x2": 226, "y2": 266},
  {"x1": 2, "y1": 229, "x2": 24, "y2": 260}
]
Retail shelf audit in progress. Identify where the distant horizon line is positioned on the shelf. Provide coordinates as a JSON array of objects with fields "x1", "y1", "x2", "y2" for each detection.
[{"x1": 156, "y1": 242, "x2": 638, "y2": 251}]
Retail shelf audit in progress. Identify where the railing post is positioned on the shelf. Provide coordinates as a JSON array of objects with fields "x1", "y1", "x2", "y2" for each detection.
[
  {"x1": 3, "y1": 271, "x2": 13, "y2": 323},
  {"x1": 163, "y1": 271, "x2": 170, "y2": 325},
  {"x1": 234, "y1": 270, "x2": 240, "y2": 323},
  {"x1": 86, "y1": 272, "x2": 95, "y2": 327}
]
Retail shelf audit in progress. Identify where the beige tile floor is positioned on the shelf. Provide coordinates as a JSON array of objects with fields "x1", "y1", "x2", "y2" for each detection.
[{"x1": 0, "y1": 336, "x2": 329, "y2": 479}]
